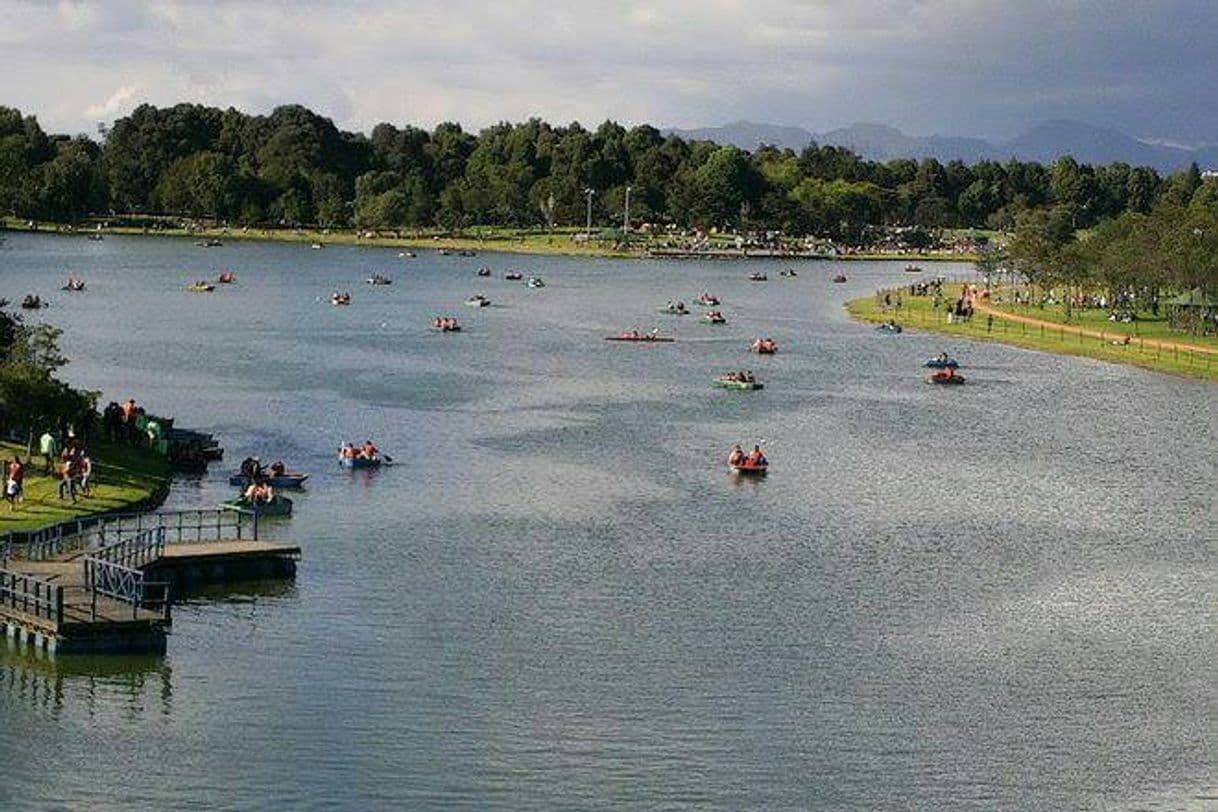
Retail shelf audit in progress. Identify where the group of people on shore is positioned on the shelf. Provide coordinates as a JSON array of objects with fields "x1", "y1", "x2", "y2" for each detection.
[{"x1": 4, "y1": 432, "x2": 95, "y2": 509}]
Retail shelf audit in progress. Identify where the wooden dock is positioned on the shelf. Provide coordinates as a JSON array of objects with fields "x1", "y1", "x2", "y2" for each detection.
[{"x1": 2, "y1": 510, "x2": 299, "y2": 654}]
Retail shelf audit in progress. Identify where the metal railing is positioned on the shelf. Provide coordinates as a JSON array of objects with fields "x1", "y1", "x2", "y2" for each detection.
[
  {"x1": 94, "y1": 509, "x2": 255, "y2": 546},
  {"x1": 82, "y1": 557, "x2": 170, "y2": 622},
  {"x1": 92, "y1": 527, "x2": 166, "y2": 569},
  {"x1": 0, "y1": 568, "x2": 64, "y2": 625}
]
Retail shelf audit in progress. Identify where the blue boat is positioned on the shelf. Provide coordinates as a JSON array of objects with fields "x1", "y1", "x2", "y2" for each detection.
[
  {"x1": 875, "y1": 322, "x2": 903, "y2": 334},
  {"x1": 923, "y1": 358, "x2": 959, "y2": 369},
  {"x1": 228, "y1": 472, "x2": 310, "y2": 488},
  {"x1": 339, "y1": 455, "x2": 382, "y2": 470}
]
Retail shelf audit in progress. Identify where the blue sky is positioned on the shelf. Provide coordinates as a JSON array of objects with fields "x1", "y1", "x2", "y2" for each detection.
[{"x1": 2, "y1": 0, "x2": 1215, "y2": 142}]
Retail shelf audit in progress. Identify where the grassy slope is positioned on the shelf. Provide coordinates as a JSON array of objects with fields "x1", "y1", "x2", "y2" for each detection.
[
  {"x1": 0, "y1": 439, "x2": 171, "y2": 534},
  {"x1": 846, "y1": 291, "x2": 1218, "y2": 382}
]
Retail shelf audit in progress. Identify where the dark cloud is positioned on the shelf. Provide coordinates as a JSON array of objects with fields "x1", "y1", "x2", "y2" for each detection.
[{"x1": 1, "y1": 0, "x2": 1215, "y2": 141}]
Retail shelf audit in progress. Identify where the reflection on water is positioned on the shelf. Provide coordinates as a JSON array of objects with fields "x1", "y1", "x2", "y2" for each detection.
[{"x1": 0, "y1": 232, "x2": 1213, "y2": 810}]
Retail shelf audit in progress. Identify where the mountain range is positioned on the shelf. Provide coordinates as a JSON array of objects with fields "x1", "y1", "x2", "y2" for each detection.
[{"x1": 665, "y1": 120, "x2": 1218, "y2": 173}]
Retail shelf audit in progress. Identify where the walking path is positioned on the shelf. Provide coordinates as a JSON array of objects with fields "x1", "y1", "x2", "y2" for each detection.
[{"x1": 972, "y1": 300, "x2": 1218, "y2": 356}]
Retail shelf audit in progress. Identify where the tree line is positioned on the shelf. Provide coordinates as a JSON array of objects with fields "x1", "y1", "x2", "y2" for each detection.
[{"x1": 2, "y1": 102, "x2": 1215, "y2": 241}]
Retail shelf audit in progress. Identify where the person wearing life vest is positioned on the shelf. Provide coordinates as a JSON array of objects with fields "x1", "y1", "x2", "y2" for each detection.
[{"x1": 747, "y1": 445, "x2": 766, "y2": 465}]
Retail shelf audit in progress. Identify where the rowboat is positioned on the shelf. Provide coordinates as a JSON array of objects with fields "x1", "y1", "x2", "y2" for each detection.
[
  {"x1": 227, "y1": 473, "x2": 310, "y2": 489},
  {"x1": 926, "y1": 370, "x2": 966, "y2": 385},
  {"x1": 504, "y1": 272, "x2": 523, "y2": 280},
  {"x1": 832, "y1": 274, "x2": 848, "y2": 283},
  {"x1": 464, "y1": 295, "x2": 490, "y2": 307},
  {"x1": 339, "y1": 455, "x2": 382, "y2": 469},
  {"x1": 713, "y1": 377, "x2": 763, "y2": 390},
  {"x1": 702, "y1": 312, "x2": 727, "y2": 324},
  {"x1": 366, "y1": 275, "x2": 392, "y2": 285},
  {"x1": 187, "y1": 283, "x2": 215, "y2": 293},
  {"x1": 527, "y1": 277, "x2": 546, "y2": 288},
  {"x1": 875, "y1": 323, "x2": 902, "y2": 334},
  {"x1": 923, "y1": 358, "x2": 959, "y2": 369},
  {"x1": 730, "y1": 460, "x2": 768, "y2": 476},
  {"x1": 221, "y1": 495, "x2": 293, "y2": 516},
  {"x1": 604, "y1": 333, "x2": 674, "y2": 342},
  {"x1": 751, "y1": 339, "x2": 777, "y2": 354},
  {"x1": 747, "y1": 272, "x2": 767, "y2": 282},
  {"x1": 659, "y1": 306, "x2": 690, "y2": 315},
  {"x1": 695, "y1": 295, "x2": 720, "y2": 306}
]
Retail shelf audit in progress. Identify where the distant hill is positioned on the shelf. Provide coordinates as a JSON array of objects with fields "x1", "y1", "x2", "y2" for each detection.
[{"x1": 664, "y1": 119, "x2": 1218, "y2": 173}]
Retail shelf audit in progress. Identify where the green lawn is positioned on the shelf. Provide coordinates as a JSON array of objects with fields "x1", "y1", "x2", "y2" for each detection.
[
  {"x1": 0, "y1": 439, "x2": 171, "y2": 534},
  {"x1": 846, "y1": 291, "x2": 1218, "y2": 382},
  {"x1": 989, "y1": 295, "x2": 1218, "y2": 351}
]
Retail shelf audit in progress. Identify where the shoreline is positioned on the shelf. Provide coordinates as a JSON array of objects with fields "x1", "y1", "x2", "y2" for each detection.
[
  {"x1": 3, "y1": 219, "x2": 980, "y2": 263},
  {"x1": 0, "y1": 439, "x2": 172, "y2": 537},
  {"x1": 845, "y1": 290, "x2": 1218, "y2": 382}
]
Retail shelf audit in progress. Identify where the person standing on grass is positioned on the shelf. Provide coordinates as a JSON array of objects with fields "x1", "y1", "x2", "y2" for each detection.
[
  {"x1": 39, "y1": 429, "x2": 59, "y2": 474},
  {"x1": 79, "y1": 452, "x2": 92, "y2": 497},
  {"x1": 5, "y1": 457, "x2": 23, "y2": 511},
  {"x1": 58, "y1": 457, "x2": 78, "y2": 503}
]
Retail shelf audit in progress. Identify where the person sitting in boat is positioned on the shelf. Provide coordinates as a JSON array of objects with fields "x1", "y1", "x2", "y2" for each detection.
[
  {"x1": 240, "y1": 456, "x2": 262, "y2": 481},
  {"x1": 727, "y1": 445, "x2": 745, "y2": 466},
  {"x1": 360, "y1": 440, "x2": 379, "y2": 459},
  {"x1": 270, "y1": 460, "x2": 286, "y2": 477},
  {"x1": 936, "y1": 351, "x2": 949, "y2": 364},
  {"x1": 339, "y1": 442, "x2": 356, "y2": 460},
  {"x1": 244, "y1": 478, "x2": 273, "y2": 504},
  {"x1": 747, "y1": 445, "x2": 767, "y2": 465}
]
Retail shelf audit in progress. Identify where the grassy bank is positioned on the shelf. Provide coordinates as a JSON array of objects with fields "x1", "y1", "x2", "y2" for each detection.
[
  {"x1": 0, "y1": 439, "x2": 171, "y2": 534},
  {"x1": 4, "y1": 218, "x2": 979, "y2": 262},
  {"x1": 846, "y1": 291, "x2": 1218, "y2": 382}
]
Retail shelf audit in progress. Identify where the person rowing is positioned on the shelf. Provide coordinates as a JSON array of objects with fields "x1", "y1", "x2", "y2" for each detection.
[
  {"x1": 727, "y1": 444, "x2": 745, "y2": 466},
  {"x1": 747, "y1": 445, "x2": 767, "y2": 465}
]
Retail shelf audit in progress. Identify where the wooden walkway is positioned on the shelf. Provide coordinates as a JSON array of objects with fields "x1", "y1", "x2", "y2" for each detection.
[{"x1": 2, "y1": 510, "x2": 300, "y2": 654}]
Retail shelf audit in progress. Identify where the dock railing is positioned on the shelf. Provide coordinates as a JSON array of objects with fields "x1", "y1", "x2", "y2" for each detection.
[
  {"x1": 82, "y1": 557, "x2": 171, "y2": 622},
  {"x1": 92, "y1": 527, "x2": 166, "y2": 569},
  {"x1": 93, "y1": 509, "x2": 256, "y2": 546},
  {"x1": 0, "y1": 568, "x2": 64, "y2": 626}
]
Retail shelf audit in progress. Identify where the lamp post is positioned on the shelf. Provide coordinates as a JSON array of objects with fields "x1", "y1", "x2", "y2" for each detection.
[
  {"x1": 585, "y1": 187, "x2": 595, "y2": 240},
  {"x1": 623, "y1": 185, "x2": 632, "y2": 235}
]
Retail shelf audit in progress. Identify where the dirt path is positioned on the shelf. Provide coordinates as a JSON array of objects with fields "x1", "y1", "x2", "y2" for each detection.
[{"x1": 972, "y1": 300, "x2": 1218, "y2": 356}]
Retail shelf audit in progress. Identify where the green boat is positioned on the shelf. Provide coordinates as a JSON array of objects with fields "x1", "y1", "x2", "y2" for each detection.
[
  {"x1": 221, "y1": 495, "x2": 294, "y2": 517},
  {"x1": 713, "y1": 377, "x2": 763, "y2": 390}
]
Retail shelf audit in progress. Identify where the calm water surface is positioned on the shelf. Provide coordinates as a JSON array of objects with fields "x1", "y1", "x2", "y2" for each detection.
[{"x1": 0, "y1": 233, "x2": 1214, "y2": 810}]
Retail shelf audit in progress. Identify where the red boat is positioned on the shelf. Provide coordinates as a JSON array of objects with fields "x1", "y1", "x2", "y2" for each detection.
[
  {"x1": 730, "y1": 460, "x2": 768, "y2": 476},
  {"x1": 604, "y1": 331, "x2": 674, "y2": 342},
  {"x1": 751, "y1": 338, "x2": 777, "y2": 354}
]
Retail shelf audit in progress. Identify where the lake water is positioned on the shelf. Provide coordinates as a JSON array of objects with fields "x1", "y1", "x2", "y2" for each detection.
[{"x1": 0, "y1": 232, "x2": 1214, "y2": 810}]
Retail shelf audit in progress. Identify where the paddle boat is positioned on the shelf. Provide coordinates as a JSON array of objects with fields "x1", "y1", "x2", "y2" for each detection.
[
  {"x1": 196, "y1": 238, "x2": 222, "y2": 247},
  {"x1": 458, "y1": 250, "x2": 477, "y2": 257},
  {"x1": 875, "y1": 321, "x2": 903, "y2": 334},
  {"x1": 926, "y1": 369, "x2": 966, "y2": 385},
  {"x1": 832, "y1": 274, "x2": 848, "y2": 283},
  {"x1": 366, "y1": 274, "x2": 392, "y2": 285},
  {"x1": 339, "y1": 454, "x2": 383, "y2": 469},
  {"x1": 604, "y1": 330, "x2": 674, "y2": 343},
  {"x1": 747, "y1": 272, "x2": 768, "y2": 282},
  {"x1": 464, "y1": 294, "x2": 491, "y2": 307},
  {"x1": 659, "y1": 301, "x2": 690, "y2": 315},
  {"x1": 780, "y1": 268, "x2": 798, "y2": 278},
  {"x1": 695, "y1": 293, "x2": 721, "y2": 307},
  {"x1": 527, "y1": 277, "x2": 546, "y2": 288},
  {"x1": 398, "y1": 251, "x2": 416, "y2": 258},
  {"x1": 187, "y1": 282, "x2": 215, "y2": 293},
  {"x1": 88, "y1": 233, "x2": 104, "y2": 242},
  {"x1": 227, "y1": 472, "x2": 310, "y2": 489},
  {"x1": 730, "y1": 459, "x2": 769, "y2": 476},
  {"x1": 751, "y1": 338, "x2": 777, "y2": 354},
  {"x1": 923, "y1": 355, "x2": 959, "y2": 370},
  {"x1": 431, "y1": 316, "x2": 461, "y2": 332},
  {"x1": 714, "y1": 373, "x2": 763, "y2": 390},
  {"x1": 477, "y1": 267, "x2": 492, "y2": 277},
  {"x1": 904, "y1": 264, "x2": 923, "y2": 273},
  {"x1": 703, "y1": 311, "x2": 727, "y2": 325},
  {"x1": 504, "y1": 272, "x2": 523, "y2": 281},
  {"x1": 20, "y1": 294, "x2": 44, "y2": 309},
  {"x1": 311, "y1": 242, "x2": 324, "y2": 250},
  {"x1": 61, "y1": 278, "x2": 86, "y2": 292},
  {"x1": 221, "y1": 494, "x2": 293, "y2": 516},
  {"x1": 331, "y1": 292, "x2": 351, "y2": 306},
  {"x1": 217, "y1": 271, "x2": 237, "y2": 284}
]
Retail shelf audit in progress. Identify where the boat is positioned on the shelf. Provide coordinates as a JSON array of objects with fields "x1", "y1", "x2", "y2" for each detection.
[
  {"x1": 751, "y1": 338, "x2": 777, "y2": 354},
  {"x1": 330, "y1": 292, "x2": 351, "y2": 306},
  {"x1": 713, "y1": 375, "x2": 763, "y2": 390},
  {"x1": 659, "y1": 303, "x2": 690, "y2": 315},
  {"x1": 923, "y1": 357, "x2": 960, "y2": 369},
  {"x1": 187, "y1": 283, "x2": 215, "y2": 293},
  {"x1": 366, "y1": 274, "x2": 392, "y2": 285},
  {"x1": 926, "y1": 370, "x2": 966, "y2": 385},
  {"x1": 875, "y1": 322, "x2": 903, "y2": 334},
  {"x1": 477, "y1": 267, "x2": 492, "y2": 277},
  {"x1": 20, "y1": 294, "x2": 44, "y2": 309},
  {"x1": 832, "y1": 274, "x2": 848, "y2": 283},
  {"x1": 221, "y1": 495, "x2": 293, "y2": 516},
  {"x1": 311, "y1": 242, "x2": 324, "y2": 250},
  {"x1": 904, "y1": 265, "x2": 923, "y2": 273},
  {"x1": 217, "y1": 271, "x2": 236, "y2": 284},
  {"x1": 504, "y1": 272, "x2": 523, "y2": 281},
  {"x1": 431, "y1": 317, "x2": 461, "y2": 332},
  {"x1": 458, "y1": 250, "x2": 477, "y2": 257},
  {"x1": 398, "y1": 251, "x2": 416, "y2": 258},
  {"x1": 703, "y1": 311, "x2": 727, "y2": 324},
  {"x1": 695, "y1": 294, "x2": 720, "y2": 307},
  {"x1": 61, "y1": 279, "x2": 86, "y2": 292},
  {"x1": 604, "y1": 331, "x2": 674, "y2": 342},
  {"x1": 227, "y1": 472, "x2": 310, "y2": 489},
  {"x1": 464, "y1": 295, "x2": 491, "y2": 307},
  {"x1": 747, "y1": 272, "x2": 768, "y2": 282},
  {"x1": 88, "y1": 233, "x2": 104, "y2": 242},
  {"x1": 780, "y1": 269, "x2": 798, "y2": 278},
  {"x1": 730, "y1": 460, "x2": 768, "y2": 476},
  {"x1": 196, "y1": 238, "x2": 222, "y2": 247},
  {"x1": 527, "y1": 277, "x2": 546, "y2": 288},
  {"x1": 339, "y1": 455, "x2": 382, "y2": 469}
]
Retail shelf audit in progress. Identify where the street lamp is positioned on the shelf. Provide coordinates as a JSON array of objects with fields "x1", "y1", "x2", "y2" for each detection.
[
  {"x1": 623, "y1": 185, "x2": 632, "y2": 235},
  {"x1": 584, "y1": 187, "x2": 595, "y2": 239}
]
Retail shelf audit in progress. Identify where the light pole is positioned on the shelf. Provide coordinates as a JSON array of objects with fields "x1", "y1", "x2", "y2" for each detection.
[
  {"x1": 623, "y1": 185, "x2": 632, "y2": 235},
  {"x1": 585, "y1": 187, "x2": 595, "y2": 240}
]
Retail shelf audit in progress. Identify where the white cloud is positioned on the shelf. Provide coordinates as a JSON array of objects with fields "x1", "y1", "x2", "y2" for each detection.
[{"x1": 85, "y1": 84, "x2": 140, "y2": 119}]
